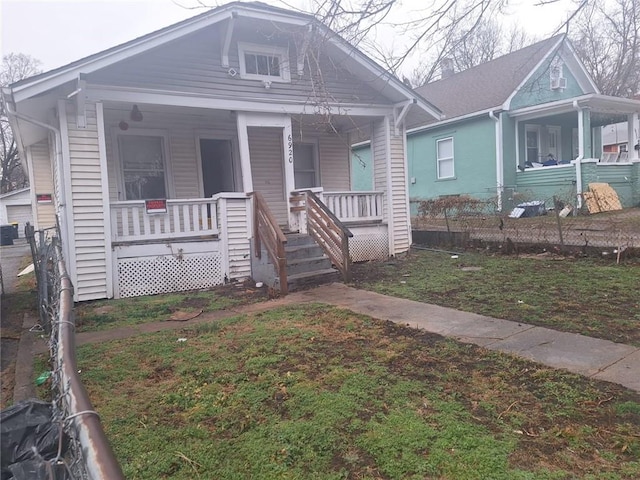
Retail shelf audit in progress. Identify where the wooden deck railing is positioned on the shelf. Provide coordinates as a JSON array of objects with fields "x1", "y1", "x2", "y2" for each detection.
[
  {"x1": 252, "y1": 191, "x2": 288, "y2": 295},
  {"x1": 304, "y1": 190, "x2": 353, "y2": 282},
  {"x1": 110, "y1": 198, "x2": 218, "y2": 243},
  {"x1": 323, "y1": 191, "x2": 384, "y2": 223}
]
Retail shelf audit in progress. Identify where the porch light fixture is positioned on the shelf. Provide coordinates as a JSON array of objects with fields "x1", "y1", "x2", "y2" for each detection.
[{"x1": 130, "y1": 105, "x2": 143, "y2": 122}]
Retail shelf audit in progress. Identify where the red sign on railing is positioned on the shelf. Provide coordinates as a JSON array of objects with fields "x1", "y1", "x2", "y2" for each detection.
[{"x1": 145, "y1": 199, "x2": 167, "y2": 214}]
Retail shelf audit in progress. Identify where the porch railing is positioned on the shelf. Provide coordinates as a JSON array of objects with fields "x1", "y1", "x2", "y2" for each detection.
[
  {"x1": 305, "y1": 190, "x2": 353, "y2": 282},
  {"x1": 252, "y1": 191, "x2": 288, "y2": 295},
  {"x1": 110, "y1": 198, "x2": 219, "y2": 243},
  {"x1": 323, "y1": 191, "x2": 384, "y2": 223}
]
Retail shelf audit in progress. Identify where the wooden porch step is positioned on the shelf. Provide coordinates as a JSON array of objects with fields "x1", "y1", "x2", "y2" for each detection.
[{"x1": 275, "y1": 268, "x2": 340, "y2": 291}]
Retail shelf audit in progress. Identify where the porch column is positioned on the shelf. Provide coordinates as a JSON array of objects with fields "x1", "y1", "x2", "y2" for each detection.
[
  {"x1": 629, "y1": 113, "x2": 639, "y2": 161},
  {"x1": 577, "y1": 107, "x2": 592, "y2": 159},
  {"x1": 236, "y1": 112, "x2": 254, "y2": 192},
  {"x1": 282, "y1": 118, "x2": 295, "y2": 228},
  {"x1": 371, "y1": 115, "x2": 411, "y2": 256}
]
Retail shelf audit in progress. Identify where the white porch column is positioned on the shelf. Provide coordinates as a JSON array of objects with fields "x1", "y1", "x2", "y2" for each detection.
[
  {"x1": 96, "y1": 102, "x2": 114, "y2": 299},
  {"x1": 236, "y1": 112, "x2": 254, "y2": 192},
  {"x1": 579, "y1": 107, "x2": 592, "y2": 158},
  {"x1": 282, "y1": 118, "x2": 295, "y2": 228},
  {"x1": 629, "y1": 113, "x2": 639, "y2": 161},
  {"x1": 371, "y1": 115, "x2": 411, "y2": 256}
]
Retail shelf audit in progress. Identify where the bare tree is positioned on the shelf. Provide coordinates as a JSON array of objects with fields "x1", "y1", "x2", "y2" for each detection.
[
  {"x1": 1, "y1": 53, "x2": 42, "y2": 193},
  {"x1": 407, "y1": 17, "x2": 534, "y2": 87},
  {"x1": 569, "y1": 0, "x2": 640, "y2": 97}
]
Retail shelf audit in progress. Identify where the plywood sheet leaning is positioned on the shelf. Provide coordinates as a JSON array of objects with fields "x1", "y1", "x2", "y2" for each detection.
[{"x1": 585, "y1": 183, "x2": 623, "y2": 214}]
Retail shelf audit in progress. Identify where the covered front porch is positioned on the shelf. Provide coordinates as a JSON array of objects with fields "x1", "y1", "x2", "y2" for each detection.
[
  {"x1": 98, "y1": 101, "x2": 397, "y2": 298},
  {"x1": 509, "y1": 94, "x2": 640, "y2": 208}
]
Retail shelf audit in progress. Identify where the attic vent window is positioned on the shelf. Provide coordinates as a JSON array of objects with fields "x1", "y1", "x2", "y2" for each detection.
[{"x1": 238, "y1": 43, "x2": 290, "y2": 82}]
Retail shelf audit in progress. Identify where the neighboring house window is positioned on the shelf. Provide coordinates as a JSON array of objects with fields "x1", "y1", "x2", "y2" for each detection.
[
  {"x1": 293, "y1": 143, "x2": 318, "y2": 188},
  {"x1": 118, "y1": 134, "x2": 168, "y2": 200},
  {"x1": 436, "y1": 137, "x2": 454, "y2": 179},
  {"x1": 238, "y1": 43, "x2": 290, "y2": 82}
]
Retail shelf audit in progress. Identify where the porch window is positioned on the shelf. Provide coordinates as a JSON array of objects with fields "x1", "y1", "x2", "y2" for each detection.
[
  {"x1": 118, "y1": 135, "x2": 167, "y2": 200},
  {"x1": 293, "y1": 143, "x2": 318, "y2": 188},
  {"x1": 238, "y1": 43, "x2": 290, "y2": 82},
  {"x1": 436, "y1": 137, "x2": 454, "y2": 179}
]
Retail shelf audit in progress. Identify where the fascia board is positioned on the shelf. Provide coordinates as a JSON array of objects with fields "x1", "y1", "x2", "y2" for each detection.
[
  {"x1": 502, "y1": 36, "x2": 565, "y2": 111},
  {"x1": 86, "y1": 85, "x2": 395, "y2": 116}
]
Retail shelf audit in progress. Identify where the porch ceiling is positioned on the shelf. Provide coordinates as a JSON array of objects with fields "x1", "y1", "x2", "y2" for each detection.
[
  {"x1": 103, "y1": 102, "x2": 381, "y2": 133},
  {"x1": 510, "y1": 94, "x2": 640, "y2": 127},
  {"x1": 524, "y1": 111, "x2": 628, "y2": 128}
]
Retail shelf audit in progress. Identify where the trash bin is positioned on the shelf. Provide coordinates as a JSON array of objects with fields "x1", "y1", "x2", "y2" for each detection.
[
  {"x1": 10, "y1": 222, "x2": 19, "y2": 239},
  {"x1": 0, "y1": 225, "x2": 14, "y2": 246}
]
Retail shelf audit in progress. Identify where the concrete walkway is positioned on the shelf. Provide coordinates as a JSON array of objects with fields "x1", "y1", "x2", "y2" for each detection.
[{"x1": 22, "y1": 283, "x2": 640, "y2": 393}]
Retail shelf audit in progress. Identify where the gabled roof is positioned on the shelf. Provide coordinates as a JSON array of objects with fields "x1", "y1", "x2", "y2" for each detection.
[
  {"x1": 414, "y1": 35, "x2": 566, "y2": 120},
  {"x1": 0, "y1": 187, "x2": 30, "y2": 200},
  {"x1": 7, "y1": 1, "x2": 441, "y2": 119}
]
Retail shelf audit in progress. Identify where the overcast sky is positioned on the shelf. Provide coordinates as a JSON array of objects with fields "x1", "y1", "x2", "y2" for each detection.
[{"x1": 2, "y1": 0, "x2": 578, "y2": 74}]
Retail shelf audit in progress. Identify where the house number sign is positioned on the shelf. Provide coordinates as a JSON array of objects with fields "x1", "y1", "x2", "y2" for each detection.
[{"x1": 287, "y1": 134, "x2": 293, "y2": 163}]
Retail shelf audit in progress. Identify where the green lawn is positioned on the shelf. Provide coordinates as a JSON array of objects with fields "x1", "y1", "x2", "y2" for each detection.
[
  {"x1": 353, "y1": 250, "x2": 640, "y2": 346},
  {"x1": 77, "y1": 304, "x2": 640, "y2": 480}
]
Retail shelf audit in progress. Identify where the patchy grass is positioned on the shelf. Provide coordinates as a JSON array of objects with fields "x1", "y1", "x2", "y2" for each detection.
[
  {"x1": 352, "y1": 250, "x2": 640, "y2": 346},
  {"x1": 78, "y1": 305, "x2": 640, "y2": 480},
  {"x1": 75, "y1": 283, "x2": 268, "y2": 332}
]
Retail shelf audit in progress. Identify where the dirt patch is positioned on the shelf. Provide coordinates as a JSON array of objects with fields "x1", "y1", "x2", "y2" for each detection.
[{"x1": 1, "y1": 291, "x2": 30, "y2": 408}]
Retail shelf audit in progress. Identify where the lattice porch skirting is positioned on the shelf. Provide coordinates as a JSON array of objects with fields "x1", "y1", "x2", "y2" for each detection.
[
  {"x1": 349, "y1": 224, "x2": 389, "y2": 262},
  {"x1": 114, "y1": 241, "x2": 224, "y2": 298}
]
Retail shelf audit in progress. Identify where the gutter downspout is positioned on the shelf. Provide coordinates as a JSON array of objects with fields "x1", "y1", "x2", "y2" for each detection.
[
  {"x1": 489, "y1": 110, "x2": 503, "y2": 210},
  {"x1": 4, "y1": 93, "x2": 72, "y2": 259},
  {"x1": 572, "y1": 100, "x2": 584, "y2": 209}
]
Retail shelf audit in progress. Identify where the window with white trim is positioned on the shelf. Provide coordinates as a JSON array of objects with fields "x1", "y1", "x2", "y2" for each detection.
[
  {"x1": 436, "y1": 137, "x2": 454, "y2": 179},
  {"x1": 118, "y1": 134, "x2": 168, "y2": 200},
  {"x1": 238, "y1": 43, "x2": 290, "y2": 82}
]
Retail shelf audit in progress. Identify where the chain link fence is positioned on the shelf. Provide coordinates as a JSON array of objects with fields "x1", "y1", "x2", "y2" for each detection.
[
  {"x1": 411, "y1": 195, "x2": 640, "y2": 258},
  {"x1": 25, "y1": 222, "x2": 125, "y2": 479}
]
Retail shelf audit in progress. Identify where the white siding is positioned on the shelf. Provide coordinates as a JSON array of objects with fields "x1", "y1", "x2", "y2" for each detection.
[
  {"x1": 389, "y1": 124, "x2": 410, "y2": 253},
  {"x1": 30, "y1": 141, "x2": 56, "y2": 228},
  {"x1": 218, "y1": 196, "x2": 251, "y2": 279},
  {"x1": 248, "y1": 127, "x2": 288, "y2": 225},
  {"x1": 372, "y1": 119, "x2": 388, "y2": 219},
  {"x1": 64, "y1": 101, "x2": 109, "y2": 301},
  {"x1": 371, "y1": 117, "x2": 411, "y2": 256}
]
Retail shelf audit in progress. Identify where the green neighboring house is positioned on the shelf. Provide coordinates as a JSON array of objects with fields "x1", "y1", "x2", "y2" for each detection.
[{"x1": 354, "y1": 35, "x2": 640, "y2": 210}]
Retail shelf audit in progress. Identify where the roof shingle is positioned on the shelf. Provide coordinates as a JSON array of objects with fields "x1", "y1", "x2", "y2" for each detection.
[{"x1": 414, "y1": 35, "x2": 563, "y2": 121}]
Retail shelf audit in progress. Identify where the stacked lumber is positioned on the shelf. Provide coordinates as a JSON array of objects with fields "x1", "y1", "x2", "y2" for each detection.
[{"x1": 583, "y1": 183, "x2": 623, "y2": 214}]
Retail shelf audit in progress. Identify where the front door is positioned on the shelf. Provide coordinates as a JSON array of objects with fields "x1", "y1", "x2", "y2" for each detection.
[
  {"x1": 200, "y1": 139, "x2": 234, "y2": 197},
  {"x1": 547, "y1": 126, "x2": 561, "y2": 160}
]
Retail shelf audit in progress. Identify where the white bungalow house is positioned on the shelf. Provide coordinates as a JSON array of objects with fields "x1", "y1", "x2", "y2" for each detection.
[{"x1": 2, "y1": 1, "x2": 441, "y2": 301}]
